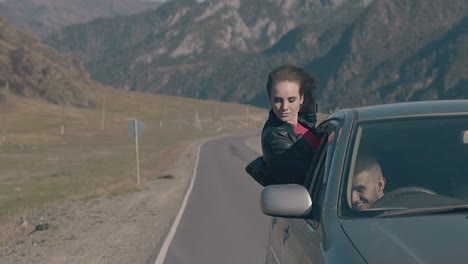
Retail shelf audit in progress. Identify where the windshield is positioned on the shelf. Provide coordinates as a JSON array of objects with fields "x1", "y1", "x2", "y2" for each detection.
[{"x1": 343, "y1": 115, "x2": 468, "y2": 217}]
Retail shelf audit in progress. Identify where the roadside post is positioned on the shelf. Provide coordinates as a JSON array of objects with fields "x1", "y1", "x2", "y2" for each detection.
[{"x1": 128, "y1": 119, "x2": 144, "y2": 185}]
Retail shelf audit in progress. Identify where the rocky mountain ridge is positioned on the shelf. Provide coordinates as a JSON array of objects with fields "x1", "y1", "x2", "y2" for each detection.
[
  {"x1": 40, "y1": 0, "x2": 468, "y2": 110},
  {"x1": 0, "y1": 0, "x2": 162, "y2": 38}
]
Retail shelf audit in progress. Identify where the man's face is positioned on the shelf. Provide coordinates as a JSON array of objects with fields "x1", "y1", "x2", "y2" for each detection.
[{"x1": 351, "y1": 171, "x2": 384, "y2": 210}]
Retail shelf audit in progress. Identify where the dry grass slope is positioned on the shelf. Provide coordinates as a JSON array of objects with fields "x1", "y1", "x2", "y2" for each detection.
[
  {"x1": 0, "y1": 17, "x2": 96, "y2": 108},
  {"x1": 0, "y1": 83, "x2": 266, "y2": 229}
]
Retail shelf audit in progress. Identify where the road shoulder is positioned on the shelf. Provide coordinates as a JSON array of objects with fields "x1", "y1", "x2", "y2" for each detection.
[{"x1": 0, "y1": 139, "x2": 206, "y2": 264}]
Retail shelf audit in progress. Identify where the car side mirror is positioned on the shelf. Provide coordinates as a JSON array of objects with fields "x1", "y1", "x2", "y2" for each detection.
[
  {"x1": 461, "y1": 131, "x2": 468, "y2": 144},
  {"x1": 260, "y1": 184, "x2": 312, "y2": 217}
]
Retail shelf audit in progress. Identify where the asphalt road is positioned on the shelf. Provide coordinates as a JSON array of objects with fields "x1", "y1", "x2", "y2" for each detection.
[{"x1": 158, "y1": 135, "x2": 270, "y2": 264}]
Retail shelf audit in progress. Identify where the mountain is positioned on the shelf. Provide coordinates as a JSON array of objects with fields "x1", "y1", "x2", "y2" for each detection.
[
  {"x1": 0, "y1": 17, "x2": 96, "y2": 107},
  {"x1": 45, "y1": 0, "x2": 366, "y2": 104},
  {"x1": 0, "y1": 0, "x2": 162, "y2": 38},
  {"x1": 47, "y1": 0, "x2": 359, "y2": 64},
  {"x1": 45, "y1": 0, "x2": 468, "y2": 111},
  {"x1": 307, "y1": 0, "x2": 468, "y2": 110}
]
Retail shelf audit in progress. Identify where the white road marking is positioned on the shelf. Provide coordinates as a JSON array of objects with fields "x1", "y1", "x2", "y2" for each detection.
[{"x1": 154, "y1": 142, "x2": 203, "y2": 264}]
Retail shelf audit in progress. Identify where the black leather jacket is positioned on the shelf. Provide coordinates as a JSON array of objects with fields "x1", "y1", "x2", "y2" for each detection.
[{"x1": 246, "y1": 110, "x2": 320, "y2": 186}]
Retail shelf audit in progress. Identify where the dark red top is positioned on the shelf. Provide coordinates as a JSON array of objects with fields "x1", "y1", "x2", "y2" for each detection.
[{"x1": 294, "y1": 122, "x2": 321, "y2": 150}]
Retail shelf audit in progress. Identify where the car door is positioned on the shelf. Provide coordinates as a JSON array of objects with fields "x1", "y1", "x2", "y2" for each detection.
[
  {"x1": 265, "y1": 131, "x2": 327, "y2": 264},
  {"x1": 281, "y1": 120, "x2": 340, "y2": 264},
  {"x1": 266, "y1": 215, "x2": 285, "y2": 264}
]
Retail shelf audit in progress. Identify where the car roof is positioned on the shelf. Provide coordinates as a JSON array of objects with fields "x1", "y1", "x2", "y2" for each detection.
[{"x1": 342, "y1": 100, "x2": 468, "y2": 121}]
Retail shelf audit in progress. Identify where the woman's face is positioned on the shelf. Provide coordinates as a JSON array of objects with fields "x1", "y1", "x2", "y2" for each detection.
[{"x1": 269, "y1": 81, "x2": 303, "y2": 125}]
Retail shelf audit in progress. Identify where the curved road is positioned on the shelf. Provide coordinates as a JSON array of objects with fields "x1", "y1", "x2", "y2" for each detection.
[{"x1": 155, "y1": 135, "x2": 270, "y2": 264}]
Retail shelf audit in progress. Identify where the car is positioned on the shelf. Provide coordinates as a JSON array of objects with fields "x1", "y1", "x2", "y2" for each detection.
[{"x1": 258, "y1": 100, "x2": 468, "y2": 264}]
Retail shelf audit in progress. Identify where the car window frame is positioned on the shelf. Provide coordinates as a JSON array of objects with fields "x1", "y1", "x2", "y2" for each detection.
[{"x1": 304, "y1": 120, "x2": 340, "y2": 228}]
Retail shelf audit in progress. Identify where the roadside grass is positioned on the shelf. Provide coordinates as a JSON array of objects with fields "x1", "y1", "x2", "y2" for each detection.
[{"x1": 0, "y1": 85, "x2": 267, "y2": 225}]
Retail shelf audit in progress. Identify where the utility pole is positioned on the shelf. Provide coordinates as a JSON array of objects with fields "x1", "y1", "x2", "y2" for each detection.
[
  {"x1": 194, "y1": 111, "x2": 202, "y2": 130},
  {"x1": 134, "y1": 120, "x2": 141, "y2": 186},
  {"x1": 178, "y1": 111, "x2": 182, "y2": 129},
  {"x1": 60, "y1": 86, "x2": 65, "y2": 137},
  {"x1": 100, "y1": 95, "x2": 106, "y2": 131},
  {"x1": 245, "y1": 106, "x2": 250, "y2": 129},
  {"x1": 212, "y1": 102, "x2": 219, "y2": 122},
  {"x1": 160, "y1": 101, "x2": 167, "y2": 129},
  {"x1": 135, "y1": 95, "x2": 140, "y2": 120},
  {"x1": 1, "y1": 80, "x2": 8, "y2": 143}
]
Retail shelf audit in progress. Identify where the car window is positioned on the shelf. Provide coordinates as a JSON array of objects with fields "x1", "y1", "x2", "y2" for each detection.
[{"x1": 343, "y1": 115, "x2": 468, "y2": 216}]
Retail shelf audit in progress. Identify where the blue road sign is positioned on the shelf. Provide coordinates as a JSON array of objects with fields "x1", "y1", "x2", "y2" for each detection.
[{"x1": 128, "y1": 120, "x2": 144, "y2": 137}]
